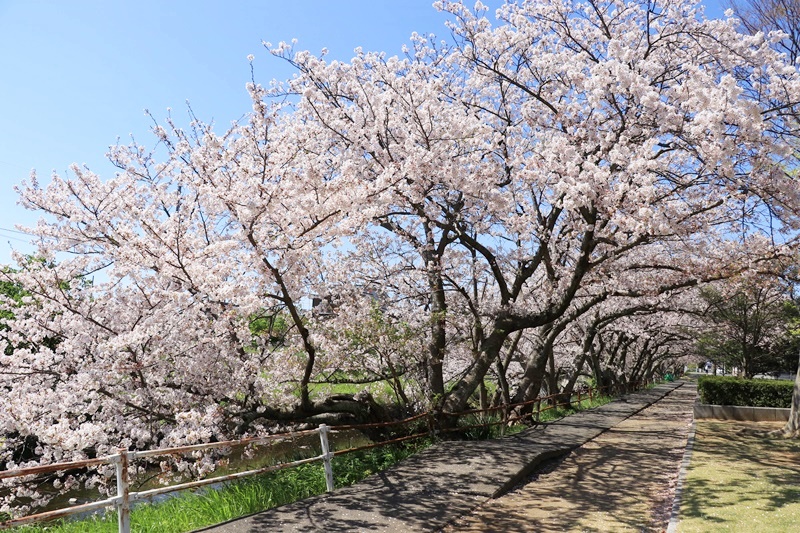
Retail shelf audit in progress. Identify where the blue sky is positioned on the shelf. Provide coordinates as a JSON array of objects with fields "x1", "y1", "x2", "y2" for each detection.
[{"x1": 0, "y1": 0, "x2": 726, "y2": 265}]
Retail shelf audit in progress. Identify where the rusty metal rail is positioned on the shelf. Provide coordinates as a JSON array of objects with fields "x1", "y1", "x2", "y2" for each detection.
[
  {"x1": 0, "y1": 425, "x2": 336, "y2": 533},
  {"x1": 0, "y1": 381, "x2": 647, "y2": 532}
]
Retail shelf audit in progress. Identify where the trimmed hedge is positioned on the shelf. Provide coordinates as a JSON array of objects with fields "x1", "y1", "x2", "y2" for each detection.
[{"x1": 697, "y1": 376, "x2": 794, "y2": 408}]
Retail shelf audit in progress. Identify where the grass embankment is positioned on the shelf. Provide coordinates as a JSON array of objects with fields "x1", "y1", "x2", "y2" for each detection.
[
  {"x1": 678, "y1": 420, "x2": 800, "y2": 532},
  {"x1": 457, "y1": 393, "x2": 614, "y2": 440},
  {"x1": 13, "y1": 393, "x2": 613, "y2": 533}
]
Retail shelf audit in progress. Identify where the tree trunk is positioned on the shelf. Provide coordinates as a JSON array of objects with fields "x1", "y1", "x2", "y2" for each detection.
[
  {"x1": 443, "y1": 327, "x2": 509, "y2": 413},
  {"x1": 493, "y1": 331, "x2": 520, "y2": 407},
  {"x1": 783, "y1": 349, "x2": 800, "y2": 437},
  {"x1": 512, "y1": 339, "x2": 549, "y2": 404},
  {"x1": 479, "y1": 381, "x2": 488, "y2": 410},
  {"x1": 546, "y1": 350, "x2": 560, "y2": 406},
  {"x1": 560, "y1": 351, "x2": 588, "y2": 409},
  {"x1": 424, "y1": 253, "x2": 447, "y2": 404}
]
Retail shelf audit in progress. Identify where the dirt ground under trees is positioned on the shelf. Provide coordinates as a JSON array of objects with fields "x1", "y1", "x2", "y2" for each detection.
[{"x1": 442, "y1": 385, "x2": 697, "y2": 532}]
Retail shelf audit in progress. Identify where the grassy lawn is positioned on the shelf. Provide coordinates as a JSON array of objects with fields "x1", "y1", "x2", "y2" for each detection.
[{"x1": 678, "y1": 420, "x2": 800, "y2": 532}]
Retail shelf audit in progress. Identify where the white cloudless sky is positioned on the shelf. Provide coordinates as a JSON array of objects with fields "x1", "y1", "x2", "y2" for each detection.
[{"x1": 0, "y1": 0, "x2": 726, "y2": 265}]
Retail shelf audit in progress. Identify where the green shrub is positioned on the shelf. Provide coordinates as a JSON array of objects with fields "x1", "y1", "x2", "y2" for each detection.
[{"x1": 697, "y1": 376, "x2": 794, "y2": 408}]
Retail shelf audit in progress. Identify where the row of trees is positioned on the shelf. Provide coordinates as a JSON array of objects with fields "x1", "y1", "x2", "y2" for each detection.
[
  {"x1": 694, "y1": 280, "x2": 799, "y2": 378},
  {"x1": 3, "y1": 0, "x2": 800, "y2": 512}
]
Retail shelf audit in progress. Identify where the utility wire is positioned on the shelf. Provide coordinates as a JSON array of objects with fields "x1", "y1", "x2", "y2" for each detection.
[
  {"x1": 0, "y1": 233, "x2": 30, "y2": 244},
  {"x1": 0, "y1": 227, "x2": 31, "y2": 236},
  {"x1": 0, "y1": 227, "x2": 32, "y2": 243}
]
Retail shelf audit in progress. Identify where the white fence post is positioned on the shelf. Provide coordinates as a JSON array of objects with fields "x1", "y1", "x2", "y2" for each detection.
[
  {"x1": 318, "y1": 424, "x2": 335, "y2": 492},
  {"x1": 115, "y1": 448, "x2": 131, "y2": 533}
]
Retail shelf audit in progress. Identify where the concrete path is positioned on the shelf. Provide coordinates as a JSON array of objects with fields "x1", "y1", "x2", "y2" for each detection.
[
  {"x1": 197, "y1": 382, "x2": 690, "y2": 532},
  {"x1": 446, "y1": 381, "x2": 697, "y2": 532}
]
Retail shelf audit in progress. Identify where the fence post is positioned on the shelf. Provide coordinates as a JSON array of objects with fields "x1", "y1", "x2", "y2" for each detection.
[
  {"x1": 318, "y1": 424, "x2": 335, "y2": 492},
  {"x1": 115, "y1": 448, "x2": 131, "y2": 533},
  {"x1": 427, "y1": 411, "x2": 437, "y2": 440}
]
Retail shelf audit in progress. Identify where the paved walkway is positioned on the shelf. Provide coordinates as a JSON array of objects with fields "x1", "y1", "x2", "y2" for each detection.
[
  {"x1": 446, "y1": 382, "x2": 696, "y2": 532},
  {"x1": 197, "y1": 381, "x2": 693, "y2": 532}
]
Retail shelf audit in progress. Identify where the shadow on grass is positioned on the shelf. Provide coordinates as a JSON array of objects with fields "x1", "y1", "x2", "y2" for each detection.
[{"x1": 680, "y1": 421, "x2": 800, "y2": 524}]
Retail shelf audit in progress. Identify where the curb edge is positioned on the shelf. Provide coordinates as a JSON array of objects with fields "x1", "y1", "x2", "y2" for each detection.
[{"x1": 666, "y1": 415, "x2": 697, "y2": 533}]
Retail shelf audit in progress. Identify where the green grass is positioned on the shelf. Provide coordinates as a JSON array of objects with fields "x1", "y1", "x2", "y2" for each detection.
[
  {"x1": 307, "y1": 378, "x2": 403, "y2": 406},
  {"x1": 454, "y1": 393, "x2": 614, "y2": 440},
  {"x1": 524, "y1": 393, "x2": 614, "y2": 426},
  {"x1": 678, "y1": 420, "x2": 800, "y2": 532}
]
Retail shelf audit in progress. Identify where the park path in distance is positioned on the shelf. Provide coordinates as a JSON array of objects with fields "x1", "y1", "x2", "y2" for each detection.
[{"x1": 443, "y1": 382, "x2": 696, "y2": 532}]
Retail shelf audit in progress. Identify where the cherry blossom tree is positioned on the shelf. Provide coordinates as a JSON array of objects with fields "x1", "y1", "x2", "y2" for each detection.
[
  {"x1": 0, "y1": 98, "x2": 371, "y2": 514},
  {"x1": 432, "y1": 0, "x2": 800, "y2": 411},
  {"x1": 6, "y1": 0, "x2": 800, "y2": 511},
  {"x1": 726, "y1": 0, "x2": 800, "y2": 437},
  {"x1": 728, "y1": 0, "x2": 800, "y2": 62},
  {"x1": 273, "y1": 0, "x2": 800, "y2": 416}
]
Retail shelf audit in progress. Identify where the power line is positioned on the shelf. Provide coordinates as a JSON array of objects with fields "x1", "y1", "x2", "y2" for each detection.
[
  {"x1": 0, "y1": 227, "x2": 32, "y2": 236},
  {"x1": 0, "y1": 233, "x2": 30, "y2": 244},
  {"x1": 0, "y1": 227, "x2": 32, "y2": 244}
]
